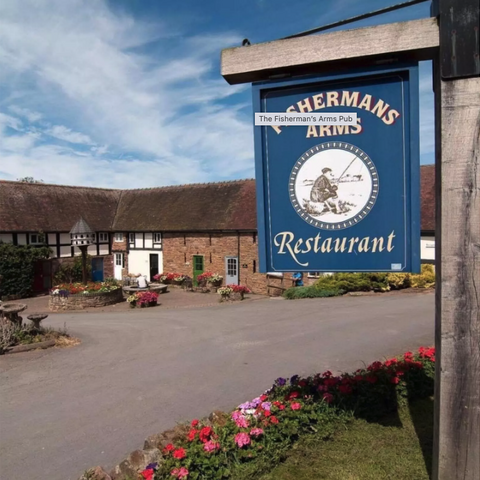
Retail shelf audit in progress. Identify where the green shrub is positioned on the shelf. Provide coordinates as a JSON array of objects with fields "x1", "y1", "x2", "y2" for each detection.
[
  {"x1": 0, "y1": 242, "x2": 51, "y2": 299},
  {"x1": 314, "y1": 272, "x2": 390, "y2": 293},
  {"x1": 53, "y1": 255, "x2": 92, "y2": 284},
  {"x1": 283, "y1": 286, "x2": 342, "y2": 300}
]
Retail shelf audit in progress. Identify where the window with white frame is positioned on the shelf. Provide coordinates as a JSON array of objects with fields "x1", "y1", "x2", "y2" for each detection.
[
  {"x1": 153, "y1": 233, "x2": 162, "y2": 244},
  {"x1": 114, "y1": 232, "x2": 123, "y2": 242},
  {"x1": 29, "y1": 233, "x2": 43, "y2": 245},
  {"x1": 308, "y1": 272, "x2": 321, "y2": 278},
  {"x1": 98, "y1": 232, "x2": 108, "y2": 242},
  {"x1": 129, "y1": 233, "x2": 135, "y2": 244}
]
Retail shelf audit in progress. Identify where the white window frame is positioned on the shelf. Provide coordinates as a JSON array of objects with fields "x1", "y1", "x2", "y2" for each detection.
[
  {"x1": 29, "y1": 233, "x2": 43, "y2": 245},
  {"x1": 308, "y1": 272, "x2": 321, "y2": 278},
  {"x1": 98, "y1": 232, "x2": 108, "y2": 243},
  {"x1": 114, "y1": 252, "x2": 124, "y2": 267},
  {"x1": 153, "y1": 233, "x2": 162, "y2": 244},
  {"x1": 114, "y1": 232, "x2": 123, "y2": 242},
  {"x1": 129, "y1": 233, "x2": 135, "y2": 244}
]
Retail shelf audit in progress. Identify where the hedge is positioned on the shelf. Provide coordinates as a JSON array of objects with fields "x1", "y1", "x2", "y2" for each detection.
[{"x1": 0, "y1": 242, "x2": 51, "y2": 299}]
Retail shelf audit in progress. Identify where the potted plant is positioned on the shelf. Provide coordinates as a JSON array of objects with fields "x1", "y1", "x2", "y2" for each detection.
[
  {"x1": 127, "y1": 294, "x2": 138, "y2": 308},
  {"x1": 217, "y1": 286, "x2": 233, "y2": 301},
  {"x1": 228, "y1": 285, "x2": 251, "y2": 300},
  {"x1": 208, "y1": 273, "x2": 223, "y2": 288}
]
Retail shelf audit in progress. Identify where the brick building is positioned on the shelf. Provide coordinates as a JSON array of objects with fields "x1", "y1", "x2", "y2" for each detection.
[{"x1": 0, "y1": 164, "x2": 435, "y2": 296}]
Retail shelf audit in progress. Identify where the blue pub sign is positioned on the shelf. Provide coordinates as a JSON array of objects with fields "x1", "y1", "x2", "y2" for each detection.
[{"x1": 252, "y1": 65, "x2": 420, "y2": 273}]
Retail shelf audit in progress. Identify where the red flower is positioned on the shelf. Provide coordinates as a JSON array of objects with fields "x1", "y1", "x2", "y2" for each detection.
[
  {"x1": 199, "y1": 426, "x2": 213, "y2": 443},
  {"x1": 187, "y1": 429, "x2": 197, "y2": 442},
  {"x1": 322, "y1": 393, "x2": 334, "y2": 403},
  {"x1": 141, "y1": 469, "x2": 154, "y2": 480},
  {"x1": 291, "y1": 402, "x2": 302, "y2": 410},
  {"x1": 285, "y1": 391, "x2": 299, "y2": 401},
  {"x1": 338, "y1": 384, "x2": 353, "y2": 394},
  {"x1": 353, "y1": 375, "x2": 364, "y2": 382},
  {"x1": 173, "y1": 448, "x2": 186, "y2": 459},
  {"x1": 278, "y1": 404, "x2": 285, "y2": 411},
  {"x1": 260, "y1": 394, "x2": 268, "y2": 402},
  {"x1": 163, "y1": 443, "x2": 175, "y2": 454},
  {"x1": 390, "y1": 376, "x2": 400, "y2": 385},
  {"x1": 365, "y1": 375, "x2": 378, "y2": 384},
  {"x1": 270, "y1": 416, "x2": 279, "y2": 424},
  {"x1": 191, "y1": 419, "x2": 199, "y2": 427},
  {"x1": 298, "y1": 380, "x2": 307, "y2": 387},
  {"x1": 264, "y1": 410, "x2": 271, "y2": 417}
]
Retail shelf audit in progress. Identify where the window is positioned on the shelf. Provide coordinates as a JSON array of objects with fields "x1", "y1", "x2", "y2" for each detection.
[
  {"x1": 98, "y1": 232, "x2": 108, "y2": 243},
  {"x1": 115, "y1": 253, "x2": 123, "y2": 267},
  {"x1": 308, "y1": 272, "x2": 321, "y2": 278},
  {"x1": 129, "y1": 233, "x2": 135, "y2": 244},
  {"x1": 29, "y1": 233, "x2": 43, "y2": 245},
  {"x1": 114, "y1": 233, "x2": 123, "y2": 242},
  {"x1": 153, "y1": 233, "x2": 162, "y2": 244}
]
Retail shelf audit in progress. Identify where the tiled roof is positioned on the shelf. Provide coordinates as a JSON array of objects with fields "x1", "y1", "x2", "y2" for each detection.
[
  {"x1": 420, "y1": 164, "x2": 435, "y2": 232},
  {"x1": 113, "y1": 180, "x2": 257, "y2": 231},
  {"x1": 0, "y1": 168, "x2": 434, "y2": 233},
  {"x1": 0, "y1": 181, "x2": 121, "y2": 232}
]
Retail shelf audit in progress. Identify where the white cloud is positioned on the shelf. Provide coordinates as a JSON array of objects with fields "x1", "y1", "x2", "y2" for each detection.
[
  {"x1": 45, "y1": 125, "x2": 94, "y2": 145},
  {"x1": 7, "y1": 106, "x2": 42, "y2": 122},
  {"x1": 0, "y1": 0, "x2": 251, "y2": 187}
]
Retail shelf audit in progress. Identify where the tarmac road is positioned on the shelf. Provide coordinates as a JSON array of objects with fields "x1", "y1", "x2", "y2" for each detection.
[{"x1": 0, "y1": 292, "x2": 434, "y2": 480}]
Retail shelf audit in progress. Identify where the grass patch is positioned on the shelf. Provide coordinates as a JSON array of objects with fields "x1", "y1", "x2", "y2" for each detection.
[{"x1": 257, "y1": 397, "x2": 434, "y2": 480}]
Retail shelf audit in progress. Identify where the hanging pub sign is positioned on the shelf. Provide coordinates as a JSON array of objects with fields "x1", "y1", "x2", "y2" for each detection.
[{"x1": 252, "y1": 65, "x2": 420, "y2": 273}]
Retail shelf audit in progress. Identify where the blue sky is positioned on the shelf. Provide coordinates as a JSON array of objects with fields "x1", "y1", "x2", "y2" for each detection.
[{"x1": 0, "y1": 0, "x2": 434, "y2": 188}]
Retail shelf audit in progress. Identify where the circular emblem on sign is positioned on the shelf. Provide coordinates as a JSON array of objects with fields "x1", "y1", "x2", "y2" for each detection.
[{"x1": 289, "y1": 142, "x2": 379, "y2": 230}]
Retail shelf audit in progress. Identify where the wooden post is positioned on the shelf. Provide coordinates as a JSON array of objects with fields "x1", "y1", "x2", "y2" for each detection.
[
  {"x1": 80, "y1": 245, "x2": 88, "y2": 285},
  {"x1": 433, "y1": 73, "x2": 480, "y2": 480},
  {"x1": 433, "y1": 2, "x2": 480, "y2": 478}
]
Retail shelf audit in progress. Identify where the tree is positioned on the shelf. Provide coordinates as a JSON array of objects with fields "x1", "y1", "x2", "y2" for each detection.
[{"x1": 17, "y1": 177, "x2": 44, "y2": 183}]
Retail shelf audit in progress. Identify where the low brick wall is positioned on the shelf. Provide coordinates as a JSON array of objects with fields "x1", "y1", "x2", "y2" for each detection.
[{"x1": 49, "y1": 288, "x2": 123, "y2": 311}]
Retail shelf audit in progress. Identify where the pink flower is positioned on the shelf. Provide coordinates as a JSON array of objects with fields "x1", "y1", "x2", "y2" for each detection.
[
  {"x1": 171, "y1": 467, "x2": 189, "y2": 479},
  {"x1": 290, "y1": 402, "x2": 302, "y2": 410},
  {"x1": 232, "y1": 411, "x2": 249, "y2": 428},
  {"x1": 250, "y1": 428, "x2": 264, "y2": 437},
  {"x1": 203, "y1": 440, "x2": 220, "y2": 452},
  {"x1": 235, "y1": 432, "x2": 251, "y2": 448}
]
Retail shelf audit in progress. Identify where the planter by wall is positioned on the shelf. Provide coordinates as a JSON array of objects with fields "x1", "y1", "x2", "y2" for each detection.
[{"x1": 49, "y1": 288, "x2": 123, "y2": 311}]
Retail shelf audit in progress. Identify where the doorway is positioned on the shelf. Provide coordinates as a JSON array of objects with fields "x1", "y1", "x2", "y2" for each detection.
[
  {"x1": 225, "y1": 256, "x2": 239, "y2": 285},
  {"x1": 91, "y1": 257, "x2": 104, "y2": 282},
  {"x1": 192, "y1": 255, "x2": 204, "y2": 285},
  {"x1": 114, "y1": 253, "x2": 124, "y2": 280},
  {"x1": 33, "y1": 260, "x2": 52, "y2": 293},
  {"x1": 149, "y1": 253, "x2": 159, "y2": 282}
]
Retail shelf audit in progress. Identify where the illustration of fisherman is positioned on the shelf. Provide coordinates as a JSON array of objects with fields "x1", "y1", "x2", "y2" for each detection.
[{"x1": 310, "y1": 167, "x2": 342, "y2": 214}]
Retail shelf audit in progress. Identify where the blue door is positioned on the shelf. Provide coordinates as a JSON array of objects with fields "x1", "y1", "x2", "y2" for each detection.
[{"x1": 92, "y1": 257, "x2": 104, "y2": 282}]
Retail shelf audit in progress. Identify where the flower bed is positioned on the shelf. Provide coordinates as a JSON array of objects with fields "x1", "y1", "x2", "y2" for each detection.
[
  {"x1": 80, "y1": 347, "x2": 435, "y2": 480},
  {"x1": 127, "y1": 291, "x2": 159, "y2": 308},
  {"x1": 49, "y1": 282, "x2": 123, "y2": 311},
  {"x1": 51, "y1": 280, "x2": 121, "y2": 295},
  {"x1": 146, "y1": 347, "x2": 435, "y2": 479}
]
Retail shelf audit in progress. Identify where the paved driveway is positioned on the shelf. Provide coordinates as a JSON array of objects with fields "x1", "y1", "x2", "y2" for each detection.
[{"x1": 0, "y1": 293, "x2": 434, "y2": 480}]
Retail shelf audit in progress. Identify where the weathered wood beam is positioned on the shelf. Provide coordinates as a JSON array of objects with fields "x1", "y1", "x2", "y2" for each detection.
[
  {"x1": 433, "y1": 74, "x2": 480, "y2": 480},
  {"x1": 221, "y1": 17, "x2": 439, "y2": 84}
]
